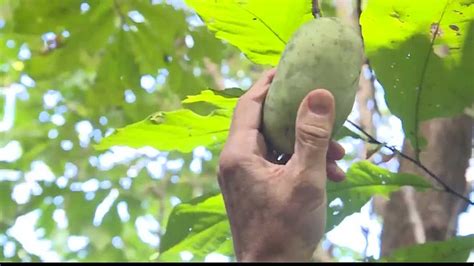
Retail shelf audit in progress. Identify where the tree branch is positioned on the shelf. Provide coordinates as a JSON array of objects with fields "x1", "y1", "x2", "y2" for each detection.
[
  {"x1": 347, "y1": 120, "x2": 474, "y2": 205},
  {"x1": 312, "y1": 0, "x2": 321, "y2": 18}
]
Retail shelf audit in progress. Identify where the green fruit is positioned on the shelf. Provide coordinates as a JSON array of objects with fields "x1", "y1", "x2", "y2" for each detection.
[{"x1": 262, "y1": 17, "x2": 364, "y2": 154}]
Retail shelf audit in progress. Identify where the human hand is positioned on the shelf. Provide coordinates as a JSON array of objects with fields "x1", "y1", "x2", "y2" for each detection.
[{"x1": 218, "y1": 69, "x2": 346, "y2": 262}]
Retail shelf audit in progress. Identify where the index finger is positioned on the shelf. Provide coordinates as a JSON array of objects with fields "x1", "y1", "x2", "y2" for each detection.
[{"x1": 229, "y1": 69, "x2": 276, "y2": 133}]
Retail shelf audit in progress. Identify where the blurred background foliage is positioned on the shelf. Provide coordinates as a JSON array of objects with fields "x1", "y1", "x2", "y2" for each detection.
[
  {"x1": 0, "y1": 0, "x2": 257, "y2": 261},
  {"x1": 0, "y1": 0, "x2": 473, "y2": 262}
]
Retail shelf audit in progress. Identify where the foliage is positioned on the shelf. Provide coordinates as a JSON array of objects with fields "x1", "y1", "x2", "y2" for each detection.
[
  {"x1": 326, "y1": 160, "x2": 432, "y2": 232},
  {"x1": 158, "y1": 193, "x2": 233, "y2": 262},
  {"x1": 1, "y1": 0, "x2": 232, "y2": 262},
  {"x1": 383, "y1": 234, "x2": 474, "y2": 262},
  {"x1": 185, "y1": 0, "x2": 314, "y2": 65},
  {"x1": 361, "y1": 0, "x2": 474, "y2": 154},
  {"x1": 95, "y1": 90, "x2": 236, "y2": 153}
]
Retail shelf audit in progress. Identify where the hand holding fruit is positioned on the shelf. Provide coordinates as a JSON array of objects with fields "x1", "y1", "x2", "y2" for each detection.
[
  {"x1": 218, "y1": 17, "x2": 362, "y2": 262},
  {"x1": 218, "y1": 70, "x2": 346, "y2": 262}
]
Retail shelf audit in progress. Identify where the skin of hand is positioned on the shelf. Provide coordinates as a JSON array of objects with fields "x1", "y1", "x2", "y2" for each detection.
[{"x1": 217, "y1": 69, "x2": 346, "y2": 262}]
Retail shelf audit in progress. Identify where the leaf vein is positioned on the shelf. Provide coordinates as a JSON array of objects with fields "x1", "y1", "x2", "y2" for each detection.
[{"x1": 413, "y1": 0, "x2": 451, "y2": 160}]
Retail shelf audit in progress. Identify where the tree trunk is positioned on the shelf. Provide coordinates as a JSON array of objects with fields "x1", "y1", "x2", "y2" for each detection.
[{"x1": 380, "y1": 115, "x2": 472, "y2": 257}]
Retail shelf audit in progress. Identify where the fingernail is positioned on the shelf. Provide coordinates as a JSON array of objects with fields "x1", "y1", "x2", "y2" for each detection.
[{"x1": 308, "y1": 91, "x2": 331, "y2": 115}]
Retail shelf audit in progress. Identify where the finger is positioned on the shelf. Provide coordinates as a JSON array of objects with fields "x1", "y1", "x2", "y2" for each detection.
[
  {"x1": 229, "y1": 69, "x2": 276, "y2": 133},
  {"x1": 327, "y1": 140, "x2": 345, "y2": 161},
  {"x1": 326, "y1": 161, "x2": 346, "y2": 182},
  {"x1": 289, "y1": 89, "x2": 335, "y2": 173}
]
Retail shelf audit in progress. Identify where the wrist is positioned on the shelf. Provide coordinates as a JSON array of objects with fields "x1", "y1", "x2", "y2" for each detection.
[
  {"x1": 232, "y1": 223, "x2": 318, "y2": 262},
  {"x1": 231, "y1": 198, "x2": 327, "y2": 262},
  {"x1": 236, "y1": 235, "x2": 316, "y2": 262}
]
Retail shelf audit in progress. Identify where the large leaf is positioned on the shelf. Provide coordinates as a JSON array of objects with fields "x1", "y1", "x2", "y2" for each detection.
[
  {"x1": 158, "y1": 193, "x2": 233, "y2": 262},
  {"x1": 326, "y1": 161, "x2": 432, "y2": 232},
  {"x1": 383, "y1": 234, "x2": 474, "y2": 262},
  {"x1": 182, "y1": 89, "x2": 239, "y2": 110},
  {"x1": 185, "y1": 0, "x2": 314, "y2": 65},
  {"x1": 361, "y1": 0, "x2": 474, "y2": 155},
  {"x1": 95, "y1": 90, "x2": 237, "y2": 153},
  {"x1": 95, "y1": 109, "x2": 231, "y2": 153}
]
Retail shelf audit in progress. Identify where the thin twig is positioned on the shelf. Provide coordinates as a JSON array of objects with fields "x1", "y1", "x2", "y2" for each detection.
[
  {"x1": 347, "y1": 120, "x2": 474, "y2": 205},
  {"x1": 349, "y1": 0, "x2": 470, "y2": 205},
  {"x1": 312, "y1": 0, "x2": 321, "y2": 18}
]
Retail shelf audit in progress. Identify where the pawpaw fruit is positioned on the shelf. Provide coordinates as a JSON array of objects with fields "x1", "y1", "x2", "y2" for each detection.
[{"x1": 262, "y1": 17, "x2": 364, "y2": 155}]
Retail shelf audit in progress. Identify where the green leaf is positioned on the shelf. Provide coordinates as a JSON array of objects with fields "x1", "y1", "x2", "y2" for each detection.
[
  {"x1": 158, "y1": 193, "x2": 233, "y2": 262},
  {"x1": 183, "y1": 88, "x2": 243, "y2": 116},
  {"x1": 383, "y1": 235, "x2": 474, "y2": 262},
  {"x1": 326, "y1": 161, "x2": 432, "y2": 232},
  {"x1": 127, "y1": 0, "x2": 216, "y2": 98},
  {"x1": 95, "y1": 109, "x2": 231, "y2": 153},
  {"x1": 127, "y1": 0, "x2": 188, "y2": 73},
  {"x1": 361, "y1": 0, "x2": 474, "y2": 154},
  {"x1": 17, "y1": 0, "x2": 116, "y2": 79},
  {"x1": 182, "y1": 89, "x2": 239, "y2": 110},
  {"x1": 91, "y1": 29, "x2": 141, "y2": 108},
  {"x1": 11, "y1": 0, "x2": 86, "y2": 34},
  {"x1": 213, "y1": 87, "x2": 246, "y2": 98},
  {"x1": 185, "y1": 0, "x2": 314, "y2": 65},
  {"x1": 188, "y1": 26, "x2": 226, "y2": 62},
  {"x1": 96, "y1": 90, "x2": 238, "y2": 153}
]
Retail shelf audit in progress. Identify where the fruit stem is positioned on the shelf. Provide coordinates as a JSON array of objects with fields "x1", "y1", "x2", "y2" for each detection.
[{"x1": 312, "y1": 0, "x2": 322, "y2": 18}]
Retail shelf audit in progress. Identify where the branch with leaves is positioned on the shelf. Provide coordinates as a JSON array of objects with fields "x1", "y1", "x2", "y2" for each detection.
[{"x1": 347, "y1": 120, "x2": 473, "y2": 205}]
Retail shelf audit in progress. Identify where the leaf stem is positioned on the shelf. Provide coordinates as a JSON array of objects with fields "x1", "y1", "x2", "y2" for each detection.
[{"x1": 312, "y1": 0, "x2": 321, "y2": 18}]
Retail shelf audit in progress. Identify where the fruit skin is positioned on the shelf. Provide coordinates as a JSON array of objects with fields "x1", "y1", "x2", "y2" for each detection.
[{"x1": 262, "y1": 17, "x2": 364, "y2": 155}]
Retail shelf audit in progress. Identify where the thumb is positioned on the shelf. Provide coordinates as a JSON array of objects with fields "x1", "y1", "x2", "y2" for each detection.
[{"x1": 292, "y1": 89, "x2": 335, "y2": 170}]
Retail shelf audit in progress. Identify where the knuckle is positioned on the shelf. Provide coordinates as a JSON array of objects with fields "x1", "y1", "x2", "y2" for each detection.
[
  {"x1": 218, "y1": 151, "x2": 244, "y2": 179},
  {"x1": 296, "y1": 123, "x2": 331, "y2": 148}
]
